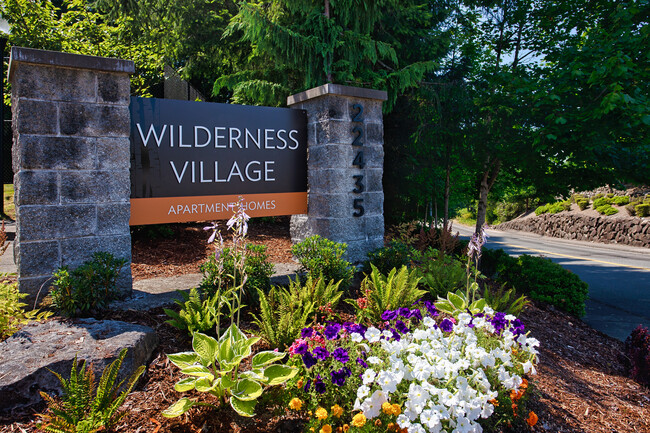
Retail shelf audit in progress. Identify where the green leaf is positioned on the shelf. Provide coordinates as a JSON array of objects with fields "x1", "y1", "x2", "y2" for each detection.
[
  {"x1": 218, "y1": 335, "x2": 234, "y2": 366},
  {"x1": 167, "y1": 352, "x2": 200, "y2": 369},
  {"x1": 174, "y1": 377, "x2": 197, "y2": 392},
  {"x1": 192, "y1": 332, "x2": 219, "y2": 365},
  {"x1": 162, "y1": 398, "x2": 196, "y2": 418},
  {"x1": 180, "y1": 365, "x2": 214, "y2": 380},
  {"x1": 251, "y1": 351, "x2": 286, "y2": 368},
  {"x1": 195, "y1": 377, "x2": 216, "y2": 392},
  {"x1": 546, "y1": 133, "x2": 557, "y2": 140},
  {"x1": 447, "y1": 292, "x2": 466, "y2": 310},
  {"x1": 221, "y1": 374, "x2": 235, "y2": 390},
  {"x1": 262, "y1": 364, "x2": 297, "y2": 385},
  {"x1": 232, "y1": 378, "x2": 263, "y2": 401},
  {"x1": 230, "y1": 395, "x2": 257, "y2": 417},
  {"x1": 221, "y1": 323, "x2": 247, "y2": 344}
]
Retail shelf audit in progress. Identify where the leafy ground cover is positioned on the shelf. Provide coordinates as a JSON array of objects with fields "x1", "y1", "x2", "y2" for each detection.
[{"x1": 2, "y1": 219, "x2": 649, "y2": 432}]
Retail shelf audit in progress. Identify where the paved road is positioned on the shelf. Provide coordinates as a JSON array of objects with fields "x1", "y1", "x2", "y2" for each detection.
[{"x1": 451, "y1": 222, "x2": 650, "y2": 341}]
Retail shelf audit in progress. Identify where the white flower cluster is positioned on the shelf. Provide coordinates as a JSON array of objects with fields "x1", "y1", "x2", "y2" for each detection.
[{"x1": 353, "y1": 307, "x2": 539, "y2": 433}]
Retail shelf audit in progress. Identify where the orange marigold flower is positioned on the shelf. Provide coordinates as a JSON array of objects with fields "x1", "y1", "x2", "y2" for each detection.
[
  {"x1": 510, "y1": 390, "x2": 518, "y2": 401},
  {"x1": 342, "y1": 424, "x2": 350, "y2": 432},
  {"x1": 391, "y1": 404, "x2": 401, "y2": 416},
  {"x1": 331, "y1": 404, "x2": 343, "y2": 418},
  {"x1": 320, "y1": 424, "x2": 332, "y2": 433},
  {"x1": 526, "y1": 411, "x2": 538, "y2": 427},
  {"x1": 387, "y1": 423, "x2": 396, "y2": 431},
  {"x1": 520, "y1": 378, "x2": 529, "y2": 389},
  {"x1": 315, "y1": 407, "x2": 328, "y2": 420},
  {"x1": 382, "y1": 402, "x2": 393, "y2": 415},
  {"x1": 289, "y1": 398, "x2": 303, "y2": 411},
  {"x1": 351, "y1": 413, "x2": 366, "y2": 427},
  {"x1": 297, "y1": 379, "x2": 304, "y2": 388},
  {"x1": 374, "y1": 419, "x2": 382, "y2": 427},
  {"x1": 488, "y1": 399, "x2": 499, "y2": 406}
]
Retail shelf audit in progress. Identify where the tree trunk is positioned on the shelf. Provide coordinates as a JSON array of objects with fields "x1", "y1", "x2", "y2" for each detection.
[
  {"x1": 475, "y1": 158, "x2": 501, "y2": 234},
  {"x1": 443, "y1": 161, "x2": 450, "y2": 229}
]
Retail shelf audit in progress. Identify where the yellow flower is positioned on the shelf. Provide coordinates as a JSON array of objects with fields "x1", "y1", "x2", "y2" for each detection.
[
  {"x1": 331, "y1": 404, "x2": 344, "y2": 418},
  {"x1": 382, "y1": 402, "x2": 393, "y2": 415},
  {"x1": 351, "y1": 413, "x2": 366, "y2": 427},
  {"x1": 320, "y1": 425, "x2": 332, "y2": 433},
  {"x1": 315, "y1": 407, "x2": 328, "y2": 420},
  {"x1": 391, "y1": 403, "x2": 401, "y2": 416},
  {"x1": 289, "y1": 398, "x2": 303, "y2": 410},
  {"x1": 342, "y1": 424, "x2": 350, "y2": 432},
  {"x1": 374, "y1": 419, "x2": 382, "y2": 427}
]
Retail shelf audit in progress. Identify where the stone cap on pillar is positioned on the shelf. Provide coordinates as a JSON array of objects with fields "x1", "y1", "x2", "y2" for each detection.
[
  {"x1": 287, "y1": 83, "x2": 388, "y2": 106},
  {"x1": 8, "y1": 46, "x2": 135, "y2": 82}
]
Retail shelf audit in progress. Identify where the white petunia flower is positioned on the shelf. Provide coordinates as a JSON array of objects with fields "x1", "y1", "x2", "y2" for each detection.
[
  {"x1": 367, "y1": 356, "x2": 382, "y2": 365},
  {"x1": 362, "y1": 369, "x2": 376, "y2": 385},
  {"x1": 365, "y1": 327, "x2": 381, "y2": 343},
  {"x1": 357, "y1": 385, "x2": 370, "y2": 399},
  {"x1": 350, "y1": 332, "x2": 363, "y2": 342}
]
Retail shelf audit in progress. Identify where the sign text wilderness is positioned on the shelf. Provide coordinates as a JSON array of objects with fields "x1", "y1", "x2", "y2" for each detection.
[{"x1": 129, "y1": 97, "x2": 308, "y2": 225}]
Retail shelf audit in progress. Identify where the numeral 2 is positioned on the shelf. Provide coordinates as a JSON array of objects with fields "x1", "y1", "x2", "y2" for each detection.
[
  {"x1": 351, "y1": 104, "x2": 364, "y2": 122},
  {"x1": 352, "y1": 126, "x2": 364, "y2": 146},
  {"x1": 353, "y1": 198, "x2": 365, "y2": 217}
]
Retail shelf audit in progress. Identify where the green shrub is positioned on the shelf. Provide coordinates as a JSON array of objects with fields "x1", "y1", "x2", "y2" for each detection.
[
  {"x1": 364, "y1": 240, "x2": 415, "y2": 274},
  {"x1": 576, "y1": 198, "x2": 590, "y2": 210},
  {"x1": 535, "y1": 200, "x2": 570, "y2": 215},
  {"x1": 479, "y1": 248, "x2": 518, "y2": 279},
  {"x1": 50, "y1": 252, "x2": 127, "y2": 317},
  {"x1": 593, "y1": 196, "x2": 612, "y2": 208},
  {"x1": 37, "y1": 348, "x2": 144, "y2": 433},
  {"x1": 416, "y1": 250, "x2": 466, "y2": 298},
  {"x1": 606, "y1": 193, "x2": 615, "y2": 198},
  {"x1": 612, "y1": 196, "x2": 630, "y2": 206},
  {"x1": 199, "y1": 244, "x2": 274, "y2": 305},
  {"x1": 636, "y1": 203, "x2": 650, "y2": 217},
  {"x1": 291, "y1": 235, "x2": 354, "y2": 289},
  {"x1": 500, "y1": 255, "x2": 589, "y2": 317},
  {"x1": 596, "y1": 204, "x2": 619, "y2": 215},
  {"x1": 347, "y1": 265, "x2": 425, "y2": 323},
  {"x1": 1, "y1": 275, "x2": 52, "y2": 341},
  {"x1": 494, "y1": 200, "x2": 526, "y2": 223}
]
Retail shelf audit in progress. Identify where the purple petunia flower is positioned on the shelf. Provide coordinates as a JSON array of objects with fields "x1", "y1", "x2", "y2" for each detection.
[
  {"x1": 332, "y1": 347, "x2": 349, "y2": 364},
  {"x1": 395, "y1": 320, "x2": 409, "y2": 334},
  {"x1": 301, "y1": 327, "x2": 314, "y2": 338},
  {"x1": 314, "y1": 376, "x2": 326, "y2": 394},
  {"x1": 397, "y1": 307, "x2": 410, "y2": 318},
  {"x1": 381, "y1": 310, "x2": 398, "y2": 321},
  {"x1": 313, "y1": 346, "x2": 330, "y2": 360},
  {"x1": 440, "y1": 318, "x2": 454, "y2": 333},
  {"x1": 302, "y1": 352, "x2": 317, "y2": 369},
  {"x1": 408, "y1": 309, "x2": 423, "y2": 322},
  {"x1": 490, "y1": 312, "x2": 508, "y2": 334},
  {"x1": 303, "y1": 379, "x2": 311, "y2": 392},
  {"x1": 356, "y1": 357, "x2": 368, "y2": 369},
  {"x1": 510, "y1": 318, "x2": 525, "y2": 336},
  {"x1": 390, "y1": 328, "x2": 401, "y2": 341},
  {"x1": 421, "y1": 300, "x2": 439, "y2": 317},
  {"x1": 324, "y1": 323, "x2": 342, "y2": 340},
  {"x1": 294, "y1": 343, "x2": 308, "y2": 355},
  {"x1": 347, "y1": 323, "x2": 367, "y2": 335}
]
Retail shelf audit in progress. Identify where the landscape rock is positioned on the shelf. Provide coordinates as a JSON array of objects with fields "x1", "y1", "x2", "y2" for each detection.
[
  {"x1": 0, "y1": 318, "x2": 158, "y2": 414},
  {"x1": 496, "y1": 213, "x2": 650, "y2": 248}
]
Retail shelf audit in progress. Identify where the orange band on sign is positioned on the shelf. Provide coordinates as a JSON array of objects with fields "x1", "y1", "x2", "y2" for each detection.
[{"x1": 130, "y1": 192, "x2": 307, "y2": 225}]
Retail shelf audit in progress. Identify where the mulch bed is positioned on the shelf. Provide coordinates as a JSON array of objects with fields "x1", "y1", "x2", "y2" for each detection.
[{"x1": 2, "y1": 219, "x2": 650, "y2": 432}]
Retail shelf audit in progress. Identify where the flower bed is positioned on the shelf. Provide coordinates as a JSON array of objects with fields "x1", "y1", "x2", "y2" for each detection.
[{"x1": 284, "y1": 302, "x2": 539, "y2": 432}]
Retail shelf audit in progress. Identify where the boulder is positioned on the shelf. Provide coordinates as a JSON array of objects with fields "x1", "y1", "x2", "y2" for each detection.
[{"x1": 0, "y1": 318, "x2": 158, "y2": 414}]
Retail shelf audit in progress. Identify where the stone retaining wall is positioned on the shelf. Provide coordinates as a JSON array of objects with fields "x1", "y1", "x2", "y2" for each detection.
[{"x1": 496, "y1": 213, "x2": 650, "y2": 248}]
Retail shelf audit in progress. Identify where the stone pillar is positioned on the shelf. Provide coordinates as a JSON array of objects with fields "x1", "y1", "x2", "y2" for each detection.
[
  {"x1": 9, "y1": 47, "x2": 134, "y2": 300},
  {"x1": 287, "y1": 84, "x2": 387, "y2": 263}
]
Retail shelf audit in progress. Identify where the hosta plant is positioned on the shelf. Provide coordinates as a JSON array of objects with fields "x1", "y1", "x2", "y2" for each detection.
[{"x1": 163, "y1": 323, "x2": 297, "y2": 418}]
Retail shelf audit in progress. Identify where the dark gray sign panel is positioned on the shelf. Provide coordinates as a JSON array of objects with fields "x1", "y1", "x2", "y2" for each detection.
[{"x1": 129, "y1": 97, "x2": 307, "y2": 224}]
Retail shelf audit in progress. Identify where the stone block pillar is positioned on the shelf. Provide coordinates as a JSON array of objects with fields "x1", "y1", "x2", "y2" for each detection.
[
  {"x1": 9, "y1": 47, "x2": 134, "y2": 299},
  {"x1": 287, "y1": 84, "x2": 387, "y2": 263}
]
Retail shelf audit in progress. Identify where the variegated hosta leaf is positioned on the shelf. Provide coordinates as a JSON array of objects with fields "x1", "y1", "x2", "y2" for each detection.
[
  {"x1": 230, "y1": 395, "x2": 256, "y2": 417},
  {"x1": 180, "y1": 365, "x2": 214, "y2": 381},
  {"x1": 174, "y1": 377, "x2": 197, "y2": 392},
  {"x1": 251, "y1": 351, "x2": 286, "y2": 369},
  {"x1": 232, "y1": 378, "x2": 263, "y2": 401},
  {"x1": 262, "y1": 364, "x2": 297, "y2": 385},
  {"x1": 167, "y1": 352, "x2": 200, "y2": 369},
  {"x1": 162, "y1": 398, "x2": 196, "y2": 418},
  {"x1": 192, "y1": 332, "x2": 219, "y2": 366}
]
